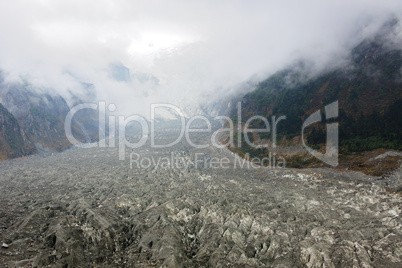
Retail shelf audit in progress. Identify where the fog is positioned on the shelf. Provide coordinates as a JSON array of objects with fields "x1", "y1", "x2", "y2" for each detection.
[{"x1": 0, "y1": 0, "x2": 401, "y2": 116}]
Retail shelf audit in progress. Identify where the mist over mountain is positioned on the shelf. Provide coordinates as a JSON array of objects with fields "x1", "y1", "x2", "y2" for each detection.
[
  {"x1": 226, "y1": 19, "x2": 402, "y2": 176},
  {"x1": 0, "y1": 76, "x2": 100, "y2": 156},
  {"x1": 0, "y1": 2, "x2": 401, "y2": 159},
  {"x1": 1, "y1": 0, "x2": 402, "y2": 118}
]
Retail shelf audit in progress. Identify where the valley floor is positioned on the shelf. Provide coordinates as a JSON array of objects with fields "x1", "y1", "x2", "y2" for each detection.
[{"x1": 0, "y1": 132, "x2": 401, "y2": 267}]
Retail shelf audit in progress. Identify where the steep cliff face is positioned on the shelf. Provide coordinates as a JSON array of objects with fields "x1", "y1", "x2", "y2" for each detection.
[
  {"x1": 0, "y1": 103, "x2": 36, "y2": 160},
  {"x1": 0, "y1": 80, "x2": 100, "y2": 158},
  {"x1": 3, "y1": 86, "x2": 72, "y2": 151}
]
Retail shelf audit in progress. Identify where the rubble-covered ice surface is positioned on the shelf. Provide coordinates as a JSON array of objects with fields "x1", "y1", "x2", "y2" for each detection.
[{"x1": 0, "y1": 130, "x2": 401, "y2": 267}]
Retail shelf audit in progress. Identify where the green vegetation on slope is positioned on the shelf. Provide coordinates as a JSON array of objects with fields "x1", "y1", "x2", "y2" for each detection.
[{"x1": 236, "y1": 37, "x2": 402, "y2": 154}]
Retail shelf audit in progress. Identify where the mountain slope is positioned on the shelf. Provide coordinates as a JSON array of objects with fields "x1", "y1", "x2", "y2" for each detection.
[
  {"x1": 0, "y1": 103, "x2": 36, "y2": 160},
  {"x1": 229, "y1": 23, "x2": 402, "y2": 175},
  {"x1": 0, "y1": 76, "x2": 101, "y2": 159},
  {"x1": 1, "y1": 83, "x2": 100, "y2": 152}
]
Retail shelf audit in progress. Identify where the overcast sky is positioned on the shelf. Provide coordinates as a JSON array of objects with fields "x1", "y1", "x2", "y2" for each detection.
[{"x1": 0, "y1": 0, "x2": 401, "y2": 116}]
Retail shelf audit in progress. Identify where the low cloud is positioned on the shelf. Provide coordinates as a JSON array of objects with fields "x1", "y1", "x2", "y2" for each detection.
[{"x1": 0, "y1": 0, "x2": 401, "y2": 116}]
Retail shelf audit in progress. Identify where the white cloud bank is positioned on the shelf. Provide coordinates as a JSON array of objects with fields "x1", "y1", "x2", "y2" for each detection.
[{"x1": 0, "y1": 0, "x2": 401, "y2": 116}]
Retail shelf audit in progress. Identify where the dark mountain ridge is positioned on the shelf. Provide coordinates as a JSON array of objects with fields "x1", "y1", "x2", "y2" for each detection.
[
  {"x1": 0, "y1": 77, "x2": 100, "y2": 160},
  {"x1": 228, "y1": 21, "x2": 402, "y2": 175},
  {"x1": 0, "y1": 103, "x2": 36, "y2": 160}
]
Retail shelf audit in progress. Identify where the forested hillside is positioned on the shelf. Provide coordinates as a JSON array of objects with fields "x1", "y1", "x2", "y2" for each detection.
[{"x1": 230, "y1": 24, "x2": 402, "y2": 174}]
